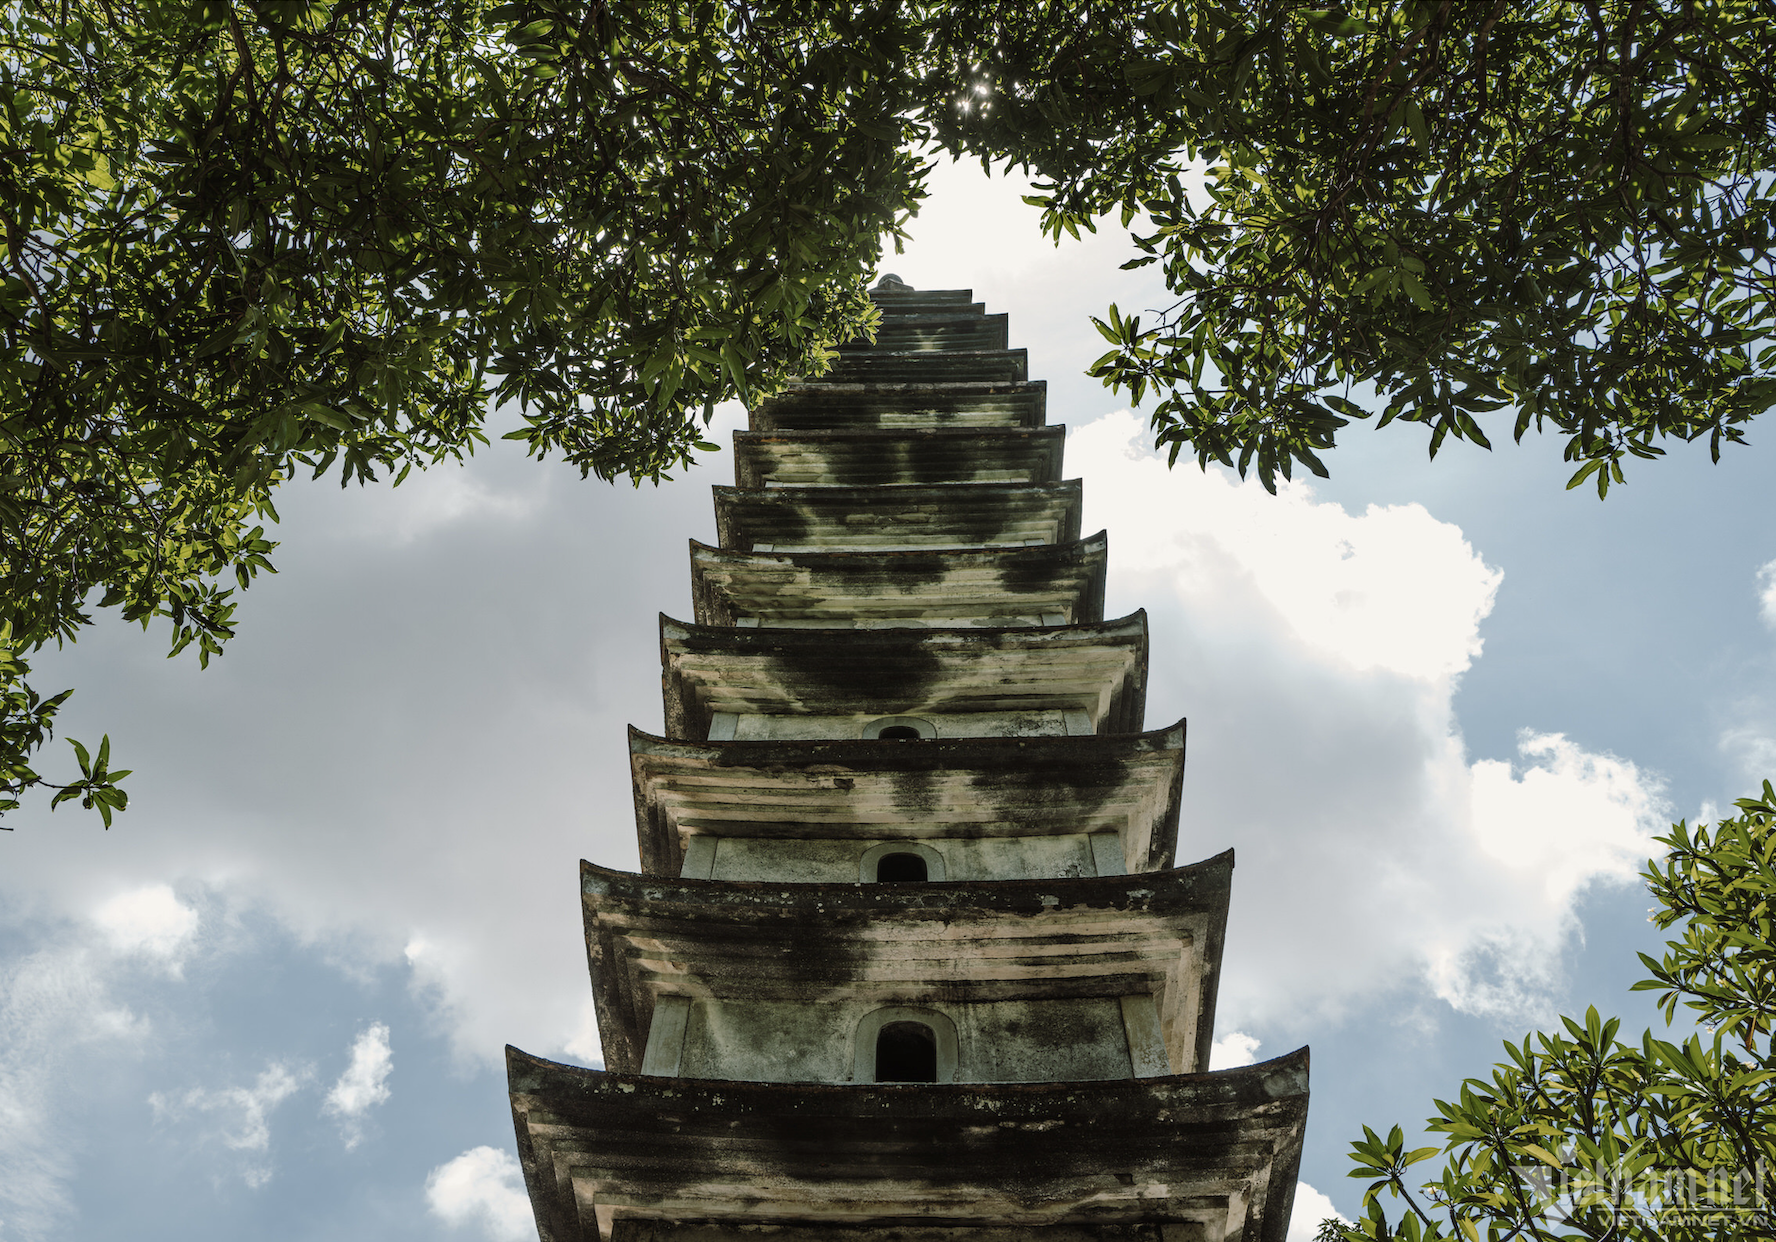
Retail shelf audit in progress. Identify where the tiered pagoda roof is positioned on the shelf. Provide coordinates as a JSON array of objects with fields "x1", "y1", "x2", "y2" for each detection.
[
  {"x1": 508, "y1": 277, "x2": 1308, "y2": 1242},
  {"x1": 713, "y1": 479, "x2": 1083, "y2": 551},
  {"x1": 687, "y1": 533, "x2": 1109, "y2": 628},
  {"x1": 625, "y1": 721, "x2": 1185, "y2": 875},
  {"x1": 748, "y1": 379, "x2": 1046, "y2": 431},
  {"x1": 510, "y1": 1048, "x2": 1309, "y2": 1242},
  {"x1": 658, "y1": 613, "x2": 1149, "y2": 739},
  {"x1": 733, "y1": 426, "x2": 1066, "y2": 488}
]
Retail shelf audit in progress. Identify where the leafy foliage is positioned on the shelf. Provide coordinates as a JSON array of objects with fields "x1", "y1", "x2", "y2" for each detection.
[
  {"x1": 0, "y1": 0, "x2": 924, "y2": 822},
  {"x1": 11, "y1": 0, "x2": 1776, "y2": 825},
  {"x1": 953, "y1": 0, "x2": 1776, "y2": 495},
  {"x1": 1323, "y1": 784, "x2": 1776, "y2": 1242}
]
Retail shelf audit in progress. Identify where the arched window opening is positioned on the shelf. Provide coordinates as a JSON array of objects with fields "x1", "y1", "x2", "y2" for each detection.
[
  {"x1": 861, "y1": 716, "x2": 936, "y2": 740},
  {"x1": 854, "y1": 1006, "x2": 958, "y2": 1083},
  {"x1": 859, "y1": 842, "x2": 945, "y2": 883},
  {"x1": 875, "y1": 1021, "x2": 938, "y2": 1083},
  {"x1": 874, "y1": 852, "x2": 928, "y2": 883}
]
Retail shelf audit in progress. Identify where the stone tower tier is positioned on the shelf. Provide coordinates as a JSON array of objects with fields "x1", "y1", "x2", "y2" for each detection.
[
  {"x1": 659, "y1": 612, "x2": 1148, "y2": 742},
  {"x1": 579, "y1": 853, "x2": 1230, "y2": 1081},
  {"x1": 507, "y1": 1045, "x2": 1309, "y2": 1242},
  {"x1": 732, "y1": 427, "x2": 1066, "y2": 489},
  {"x1": 624, "y1": 722, "x2": 1185, "y2": 880},
  {"x1": 687, "y1": 533, "x2": 1109, "y2": 630},
  {"x1": 823, "y1": 348, "x2": 1029, "y2": 385},
  {"x1": 749, "y1": 380, "x2": 1047, "y2": 431},
  {"x1": 838, "y1": 308, "x2": 1008, "y2": 353},
  {"x1": 712, "y1": 480, "x2": 1083, "y2": 552},
  {"x1": 849, "y1": 286, "x2": 979, "y2": 313}
]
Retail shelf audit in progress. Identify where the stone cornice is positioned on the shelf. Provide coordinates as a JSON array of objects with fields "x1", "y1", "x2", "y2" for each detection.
[{"x1": 507, "y1": 1046, "x2": 1308, "y2": 1242}]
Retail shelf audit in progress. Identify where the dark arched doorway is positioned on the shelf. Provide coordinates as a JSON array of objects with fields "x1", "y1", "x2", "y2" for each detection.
[
  {"x1": 873, "y1": 852, "x2": 928, "y2": 883},
  {"x1": 875, "y1": 1021, "x2": 938, "y2": 1082}
]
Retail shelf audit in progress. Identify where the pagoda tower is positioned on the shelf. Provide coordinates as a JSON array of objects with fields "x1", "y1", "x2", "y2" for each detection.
[{"x1": 507, "y1": 277, "x2": 1310, "y2": 1242}]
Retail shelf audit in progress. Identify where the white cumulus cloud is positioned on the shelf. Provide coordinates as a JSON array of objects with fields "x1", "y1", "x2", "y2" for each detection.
[
  {"x1": 1723, "y1": 561, "x2": 1776, "y2": 784},
  {"x1": 0, "y1": 431, "x2": 734, "y2": 1073},
  {"x1": 1469, "y1": 732, "x2": 1663, "y2": 892},
  {"x1": 1723, "y1": 727, "x2": 1776, "y2": 787},
  {"x1": 1757, "y1": 558, "x2": 1776, "y2": 629},
  {"x1": 1209, "y1": 1031, "x2": 1262, "y2": 1069},
  {"x1": 1080, "y1": 411, "x2": 1502, "y2": 684},
  {"x1": 1073, "y1": 411, "x2": 1669, "y2": 1031},
  {"x1": 93, "y1": 884, "x2": 198, "y2": 963},
  {"x1": 345, "y1": 464, "x2": 547, "y2": 547},
  {"x1": 562, "y1": 996, "x2": 603, "y2": 1067},
  {"x1": 150, "y1": 1061, "x2": 311, "y2": 1188},
  {"x1": 426, "y1": 1146, "x2": 535, "y2": 1242},
  {"x1": 0, "y1": 938, "x2": 155, "y2": 1238},
  {"x1": 1437, "y1": 732, "x2": 1665, "y2": 1015},
  {"x1": 1288, "y1": 1182, "x2": 1349, "y2": 1242},
  {"x1": 323, "y1": 1023, "x2": 393, "y2": 1149}
]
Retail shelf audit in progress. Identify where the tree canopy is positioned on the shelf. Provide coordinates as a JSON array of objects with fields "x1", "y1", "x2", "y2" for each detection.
[
  {"x1": 1323, "y1": 783, "x2": 1776, "y2": 1242},
  {"x1": 0, "y1": 0, "x2": 923, "y2": 821},
  {"x1": 939, "y1": 0, "x2": 1776, "y2": 496}
]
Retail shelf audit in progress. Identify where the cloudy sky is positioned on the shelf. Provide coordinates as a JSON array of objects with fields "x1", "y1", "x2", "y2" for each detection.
[{"x1": 6, "y1": 158, "x2": 1776, "y2": 1242}]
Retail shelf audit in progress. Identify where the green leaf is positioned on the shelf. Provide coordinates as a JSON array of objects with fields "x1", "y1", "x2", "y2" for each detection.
[{"x1": 1518, "y1": 1144, "x2": 1563, "y2": 1169}]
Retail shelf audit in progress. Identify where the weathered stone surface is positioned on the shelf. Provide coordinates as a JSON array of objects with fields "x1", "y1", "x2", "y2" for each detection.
[
  {"x1": 613, "y1": 1222, "x2": 1205, "y2": 1242},
  {"x1": 836, "y1": 312, "x2": 1008, "y2": 354},
  {"x1": 579, "y1": 855, "x2": 1229, "y2": 1079},
  {"x1": 733, "y1": 427, "x2": 1065, "y2": 489},
  {"x1": 713, "y1": 481, "x2": 1083, "y2": 552},
  {"x1": 506, "y1": 1047, "x2": 1308, "y2": 1242},
  {"x1": 751, "y1": 382, "x2": 1047, "y2": 432},
  {"x1": 658, "y1": 613, "x2": 1149, "y2": 741},
  {"x1": 821, "y1": 349, "x2": 1029, "y2": 385},
  {"x1": 859, "y1": 286, "x2": 979, "y2": 311},
  {"x1": 804, "y1": 288, "x2": 1024, "y2": 384},
  {"x1": 671, "y1": 995, "x2": 1139, "y2": 1085},
  {"x1": 687, "y1": 535, "x2": 1108, "y2": 629},
  {"x1": 704, "y1": 836, "x2": 1110, "y2": 884},
  {"x1": 877, "y1": 297, "x2": 986, "y2": 315},
  {"x1": 625, "y1": 723, "x2": 1184, "y2": 878}
]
